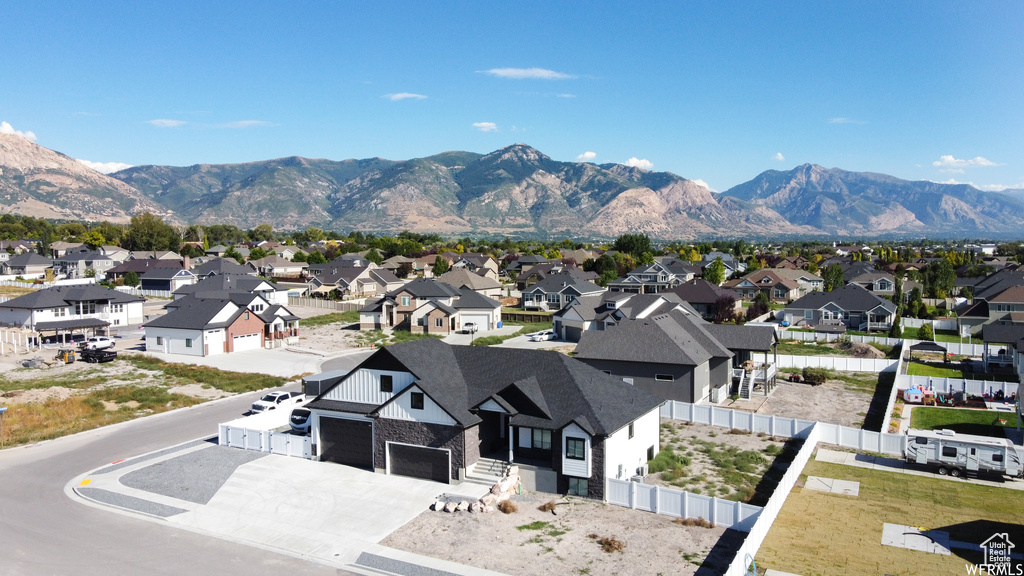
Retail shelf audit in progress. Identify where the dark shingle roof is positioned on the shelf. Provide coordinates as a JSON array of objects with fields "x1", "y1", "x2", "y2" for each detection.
[
  {"x1": 669, "y1": 279, "x2": 740, "y2": 305},
  {"x1": 452, "y1": 288, "x2": 501, "y2": 310},
  {"x1": 703, "y1": 323, "x2": 778, "y2": 352},
  {"x1": 522, "y1": 274, "x2": 603, "y2": 295},
  {"x1": 390, "y1": 278, "x2": 461, "y2": 299},
  {"x1": 786, "y1": 284, "x2": 897, "y2": 314},
  {"x1": 981, "y1": 323, "x2": 1024, "y2": 345},
  {"x1": 320, "y1": 339, "x2": 662, "y2": 436},
  {"x1": 190, "y1": 258, "x2": 255, "y2": 277},
  {"x1": 5, "y1": 253, "x2": 52, "y2": 267},
  {"x1": 144, "y1": 298, "x2": 243, "y2": 330},
  {"x1": 0, "y1": 285, "x2": 143, "y2": 310},
  {"x1": 575, "y1": 309, "x2": 732, "y2": 366}
]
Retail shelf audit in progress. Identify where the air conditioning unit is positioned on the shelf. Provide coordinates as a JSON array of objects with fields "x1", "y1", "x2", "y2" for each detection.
[{"x1": 637, "y1": 464, "x2": 649, "y2": 477}]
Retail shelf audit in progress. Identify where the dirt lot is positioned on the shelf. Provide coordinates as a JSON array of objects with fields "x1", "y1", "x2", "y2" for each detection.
[
  {"x1": 727, "y1": 376, "x2": 878, "y2": 427},
  {"x1": 646, "y1": 420, "x2": 791, "y2": 504},
  {"x1": 383, "y1": 491, "x2": 735, "y2": 576}
]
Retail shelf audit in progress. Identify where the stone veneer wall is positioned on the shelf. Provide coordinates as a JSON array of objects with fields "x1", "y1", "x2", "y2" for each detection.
[{"x1": 373, "y1": 417, "x2": 466, "y2": 480}]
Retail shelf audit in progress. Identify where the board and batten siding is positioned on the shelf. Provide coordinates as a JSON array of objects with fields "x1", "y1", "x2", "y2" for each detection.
[
  {"x1": 603, "y1": 407, "x2": 660, "y2": 481},
  {"x1": 477, "y1": 398, "x2": 507, "y2": 413},
  {"x1": 560, "y1": 422, "x2": 592, "y2": 478},
  {"x1": 324, "y1": 368, "x2": 415, "y2": 405},
  {"x1": 144, "y1": 327, "x2": 209, "y2": 357},
  {"x1": 378, "y1": 385, "x2": 457, "y2": 426}
]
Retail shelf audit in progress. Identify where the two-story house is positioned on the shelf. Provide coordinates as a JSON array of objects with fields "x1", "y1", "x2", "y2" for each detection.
[
  {"x1": 53, "y1": 250, "x2": 114, "y2": 280},
  {"x1": 781, "y1": 284, "x2": 897, "y2": 332},
  {"x1": 607, "y1": 261, "x2": 695, "y2": 294},
  {"x1": 723, "y1": 270, "x2": 803, "y2": 302},
  {"x1": 0, "y1": 285, "x2": 144, "y2": 333},
  {"x1": 520, "y1": 275, "x2": 604, "y2": 311},
  {"x1": 305, "y1": 338, "x2": 664, "y2": 498},
  {"x1": 359, "y1": 279, "x2": 501, "y2": 334}
]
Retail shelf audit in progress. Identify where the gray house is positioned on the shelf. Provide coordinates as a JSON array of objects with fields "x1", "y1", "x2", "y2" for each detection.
[
  {"x1": 781, "y1": 284, "x2": 897, "y2": 332},
  {"x1": 520, "y1": 274, "x2": 604, "y2": 311},
  {"x1": 575, "y1": 310, "x2": 734, "y2": 404}
]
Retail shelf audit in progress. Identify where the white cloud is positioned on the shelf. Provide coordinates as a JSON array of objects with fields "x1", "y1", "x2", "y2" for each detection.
[
  {"x1": 577, "y1": 151, "x2": 597, "y2": 161},
  {"x1": 472, "y1": 122, "x2": 498, "y2": 132},
  {"x1": 147, "y1": 119, "x2": 187, "y2": 128},
  {"x1": 384, "y1": 93, "x2": 427, "y2": 101},
  {"x1": 828, "y1": 117, "x2": 866, "y2": 125},
  {"x1": 481, "y1": 67, "x2": 574, "y2": 80},
  {"x1": 932, "y1": 154, "x2": 1000, "y2": 169},
  {"x1": 692, "y1": 179, "x2": 717, "y2": 192},
  {"x1": 624, "y1": 157, "x2": 653, "y2": 170},
  {"x1": 77, "y1": 159, "x2": 133, "y2": 174},
  {"x1": 219, "y1": 120, "x2": 274, "y2": 128},
  {"x1": 773, "y1": 152, "x2": 785, "y2": 162},
  {"x1": 557, "y1": 93, "x2": 577, "y2": 98},
  {"x1": 0, "y1": 121, "x2": 37, "y2": 141}
]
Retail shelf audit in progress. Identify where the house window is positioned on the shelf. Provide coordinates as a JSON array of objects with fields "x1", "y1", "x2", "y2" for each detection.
[
  {"x1": 185, "y1": 338, "x2": 193, "y2": 348},
  {"x1": 655, "y1": 374, "x2": 674, "y2": 382},
  {"x1": 111, "y1": 304, "x2": 124, "y2": 313},
  {"x1": 941, "y1": 446, "x2": 957, "y2": 458},
  {"x1": 245, "y1": 312, "x2": 250, "y2": 320},
  {"x1": 532, "y1": 429, "x2": 551, "y2": 450},
  {"x1": 156, "y1": 336, "x2": 163, "y2": 345},
  {"x1": 804, "y1": 310, "x2": 813, "y2": 319},
  {"x1": 401, "y1": 295, "x2": 411, "y2": 306},
  {"x1": 76, "y1": 302, "x2": 96, "y2": 315},
  {"x1": 547, "y1": 293, "x2": 559, "y2": 303},
  {"x1": 434, "y1": 317, "x2": 443, "y2": 327},
  {"x1": 564, "y1": 294, "x2": 574, "y2": 303},
  {"x1": 647, "y1": 445, "x2": 655, "y2": 461},
  {"x1": 380, "y1": 375, "x2": 393, "y2": 393},
  {"x1": 567, "y1": 477, "x2": 588, "y2": 497},
  {"x1": 628, "y1": 423, "x2": 634, "y2": 439},
  {"x1": 566, "y1": 437, "x2": 586, "y2": 460},
  {"x1": 54, "y1": 307, "x2": 67, "y2": 317},
  {"x1": 410, "y1": 392, "x2": 424, "y2": 410},
  {"x1": 774, "y1": 289, "x2": 785, "y2": 299}
]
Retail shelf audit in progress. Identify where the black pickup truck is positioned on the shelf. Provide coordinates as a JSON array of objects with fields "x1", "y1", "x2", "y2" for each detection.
[{"x1": 80, "y1": 348, "x2": 117, "y2": 363}]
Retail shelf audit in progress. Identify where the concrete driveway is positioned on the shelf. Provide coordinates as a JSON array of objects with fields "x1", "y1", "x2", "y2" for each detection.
[
  {"x1": 442, "y1": 325, "x2": 522, "y2": 346},
  {"x1": 139, "y1": 347, "x2": 354, "y2": 379}
]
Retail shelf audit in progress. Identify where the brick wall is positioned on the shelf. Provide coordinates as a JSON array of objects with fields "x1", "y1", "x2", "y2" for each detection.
[{"x1": 225, "y1": 308, "x2": 265, "y2": 353}]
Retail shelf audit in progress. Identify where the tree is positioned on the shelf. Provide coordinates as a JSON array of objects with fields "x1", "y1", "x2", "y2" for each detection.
[
  {"x1": 432, "y1": 255, "x2": 450, "y2": 276},
  {"x1": 124, "y1": 271, "x2": 140, "y2": 287},
  {"x1": 713, "y1": 295, "x2": 737, "y2": 324},
  {"x1": 396, "y1": 262, "x2": 414, "y2": 278},
  {"x1": 746, "y1": 291, "x2": 770, "y2": 321},
  {"x1": 888, "y1": 314, "x2": 902, "y2": 338},
  {"x1": 704, "y1": 257, "x2": 726, "y2": 285},
  {"x1": 302, "y1": 227, "x2": 325, "y2": 244},
  {"x1": 224, "y1": 245, "x2": 245, "y2": 265},
  {"x1": 81, "y1": 230, "x2": 106, "y2": 250},
  {"x1": 823, "y1": 264, "x2": 844, "y2": 292},
  {"x1": 639, "y1": 252, "x2": 655, "y2": 265},
  {"x1": 366, "y1": 248, "x2": 383, "y2": 265},
  {"x1": 612, "y1": 233, "x2": 651, "y2": 257},
  {"x1": 125, "y1": 212, "x2": 179, "y2": 252},
  {"x1": 305, "y1": 250, "x2": 327, "y2": 264},
  {"x1": 247, "y1": 246, "x2": 270, "y2": 261},
  {"x1": 918, "y1": 322, "x2": 934, "y2": 341},
  {"x1": 248, "y1": 223, "x2": 274, "y2": 242}
]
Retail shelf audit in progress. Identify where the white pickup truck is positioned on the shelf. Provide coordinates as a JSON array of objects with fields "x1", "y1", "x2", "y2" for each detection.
[{"x1": 250, "y1": 391, "x2": 305, "y2": 414}]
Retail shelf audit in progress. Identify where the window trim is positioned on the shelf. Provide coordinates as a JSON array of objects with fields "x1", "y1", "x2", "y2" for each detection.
[
  {"x1": 628, "y1": 423, "x2": 634, "y2": 439},
  {"x1": 380, "y1": 374, "x2": 393, "y2": 393},
  {"x1": 567, "y1": 477, "x2": 588, "y2": 497},
  {"x1": 410, "y1": 391, "x2": 424, "y2": 410},
  {"x1": 566, "y1": 437, "x2": 586, "y2": 460},
  {"x1": 185, "y1": 338, "x2": 193, "y2": 348},
  {"x1": 654, "y1": 374, "x2": 674, "y2": 382},
  {"x1": 531, "y1": 428, "x2": 552, "y2": 451}
]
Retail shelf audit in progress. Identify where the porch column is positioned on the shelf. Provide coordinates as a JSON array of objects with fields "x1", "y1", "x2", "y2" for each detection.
[
  {"x1": 764, "y1": 350, "x2": 769, "y2": 396},
  {"x1": 984, "y1": 342, "x2": 989, "y2": 372},
  {"x1": 507, "y1": 424, "x2": 514, "y2": 463}
]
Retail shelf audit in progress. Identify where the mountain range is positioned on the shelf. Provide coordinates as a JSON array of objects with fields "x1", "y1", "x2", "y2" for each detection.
[{"x1": 2, "y1": 131, "x2": 1023, "y2": 239}]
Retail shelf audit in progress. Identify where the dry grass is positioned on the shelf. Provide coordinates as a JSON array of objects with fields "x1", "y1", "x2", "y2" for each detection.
[
  {"x1": 589, "y1": 534, "x2": 625, "y2": 553},
  {"x1": 537, "y1": 500, "x2": 557, "y2": 512},
  {"x1": 673, "y1": 517, "x2": 715, "y2": 529},
  {"x1": 497, "y1": 500, "x2": 518, "y2": 514},
  {"x1": 757, "y1": 459, "x2": 1024, "y2": 575}
]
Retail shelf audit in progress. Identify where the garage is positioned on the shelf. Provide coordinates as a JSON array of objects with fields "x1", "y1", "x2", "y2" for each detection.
[
  {"x1": 563, "y1": 325, "x2": 583, "y2": 342},
  {"x1": 388, "y1": 442, "x2": 450, "y2": 484},
  {"x1": 460, "y1": 313, "x2": 491, "y2": 332},
  {"x1": 319, "y1": 417, "x2": 373, "y2": 469},
  {"x1": 232, "y1": 332, "x2": 262, "y2": 352}
]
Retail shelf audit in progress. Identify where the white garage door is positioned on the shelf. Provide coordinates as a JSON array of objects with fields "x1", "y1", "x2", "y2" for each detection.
[
  {"x1": 232, "y1": 333, "x2": 262, "y2": 352},
  {"x1": 461, "y1": 313, "x2": 490, "y2": 332}
]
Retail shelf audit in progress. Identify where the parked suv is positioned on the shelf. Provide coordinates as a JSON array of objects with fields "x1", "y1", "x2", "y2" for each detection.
[
  {"x1": 462, "y1": 322, "x2": 478, "y2": 334},
  {"x1": 80, "y1": 337, "x2": 115, "y2": 351},
  {"x1": 250, "y1": 391, "x2": 305, "y2": 414}
]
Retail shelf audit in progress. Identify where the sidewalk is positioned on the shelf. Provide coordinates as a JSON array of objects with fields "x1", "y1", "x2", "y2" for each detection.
[{"x1": 69, "y1": 439, "x2": 508, "y2": 576}]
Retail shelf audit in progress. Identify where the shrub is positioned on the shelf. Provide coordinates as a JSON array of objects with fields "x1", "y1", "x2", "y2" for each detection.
[
  {"x1": 498, "y1": 500, "x2": 518, "y2": 514},
  {"x1": 588, "y1": 534, "x2": 625, "y2": 553},
  {"x1": 673, "y1": 517, "x2": 715, "y2": 529},
  {"x1": 918, "y1": 323, "x2": 934, "y2": 341},
  {"x1": 538, "y1": 501, "x2": 557, "y2": 512},
  {"x1": 802, "y1": 367, "x2": 828, "y2": 385}
]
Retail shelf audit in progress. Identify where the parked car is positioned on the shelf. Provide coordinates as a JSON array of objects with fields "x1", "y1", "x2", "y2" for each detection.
[
  {"x1": 529, "y1": 330, "x2": 557, "y2": 342},
  {"x1": 80, "y1": 337, "x2": 115, "y2": 351},
  {"x1": 81, "y1": 348, "x2": 117, "y2": 363},
  {"x1": 250, "y1": 391, "x2": 305, "y2": 414},
  {"x1": 462, "y1": 322, "x2": 479, "y2": 334},
  {"x1": 289, "y1": 408, "x2": 312, "y2": 434}
]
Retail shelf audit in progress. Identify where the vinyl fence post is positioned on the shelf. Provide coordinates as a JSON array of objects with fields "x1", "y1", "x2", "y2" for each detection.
[
  {"x1": 710, "y1": 497, "x2": 717, "y2": 526},
  {"x1": 729, "y1": 409, "x2": 735, "y2": 430},
  {"x1": 770, "y1": 415, "x2": 776, "y2": 437},
  {"x1": 653, "y1": 485, "x2": 660, "y2": 514},
  {"x1": 683, "y1": 491, "x2": 689, "y2": 519},
  {"x1": 630, "y1": 481, "x2": 637, "y2": 509},
  {"x1": 670, "y1": 401, "x2": 675, "y2": 420}
]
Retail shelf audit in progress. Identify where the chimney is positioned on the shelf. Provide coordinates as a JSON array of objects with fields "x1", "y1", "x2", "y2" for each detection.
[{"x1": 184, "y1": 255, "x2": 191, "y2": 270}]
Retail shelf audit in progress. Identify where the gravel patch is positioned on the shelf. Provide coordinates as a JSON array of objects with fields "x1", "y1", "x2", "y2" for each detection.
[
  {"x1": 93, "y1": 439, "x2": 211, "y2": 475},
  {"x1": 120, "y1": 445, "x2": 267, "y2": 505},
  {"x1": 77, "y1": 487, "x2": 188, "y2": 518},
  {"x1": 356, "y1": 553, "x2": 463, "y2": 576}
]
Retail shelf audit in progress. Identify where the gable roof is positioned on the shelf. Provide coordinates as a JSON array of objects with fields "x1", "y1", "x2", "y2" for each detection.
[
  {"x1": 190, "y1": 258, "x2": 255, "y2": 277},
  {"x1": 786, "y1": 284, "x2": 897, "y2": 314},
  {"x1": 391, "y1": 278, "x2": 461, "y2": 299},
  {"x1": 668, "y1": 278, "x2": 740, "y2": 305},
  {"x1": 522, "y1": 273, "x2": 603, "y2": 295},
  {"x1": 318, "y1": 339, "x2": 662, "y2": 436},
  {"x1": 437, "y1": 268, "x2": 502, "y2": 291},
  {"x1": 145, "y1": 298, "x2": 244, "y2": 330},
  {"x1": 575, "y1": 309, "x2": 732, "y2": 367},
  {"x1": 174, "y1": 273, "x2": 280, "y2": 296},
  {"x1": 0, "y1": 285, "x2": 143, "y2": 310}
]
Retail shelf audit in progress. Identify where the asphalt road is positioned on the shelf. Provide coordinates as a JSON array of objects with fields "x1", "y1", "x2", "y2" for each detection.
[{"x1": 0, "y1": 389, "x2": 351, "y2": 576}]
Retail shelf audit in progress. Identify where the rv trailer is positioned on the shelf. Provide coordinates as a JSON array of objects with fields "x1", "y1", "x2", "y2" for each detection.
[{"x1": 905, "y1": 428, "x2": 1023, "y2": 478}]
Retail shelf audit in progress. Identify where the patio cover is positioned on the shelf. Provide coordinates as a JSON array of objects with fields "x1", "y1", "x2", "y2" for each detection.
[{"x1": 35, "y1": 318, "x2": 111, "y2": 331}]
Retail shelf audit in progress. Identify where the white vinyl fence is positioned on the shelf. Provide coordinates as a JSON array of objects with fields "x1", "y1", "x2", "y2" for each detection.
[
  {"x1": 783, "y1": 330, "x2": 989, "y2": 357},
  {"x1": 117, "y1": 287, "x2": 173, "y2": 298},
  {"x1": 896, "y1": 374, "x2": 1019, "y2": 399},
  {"x1": 288, "y1": 296, "x2": 363, "y2": 311},
  {"x1": 774, "y1": 354, "x2": 897, "y2": 373},
  {"x1": 219, "y1": 424, "x2": 312, "y2": 459},
  {"x1": 657, "y1": 400, "x2": 918, "y2": 575},
  {"x1": 606, "y1": 479, "x2": 761, "y2": 531},
  {"x1": 902, "y1": 318, "x2": 958, "y2": 331}
]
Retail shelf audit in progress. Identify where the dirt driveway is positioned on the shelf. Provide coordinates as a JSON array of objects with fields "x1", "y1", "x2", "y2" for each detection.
[{"x1": 727, "y1": 377, "x2": 877, "y2": 427}]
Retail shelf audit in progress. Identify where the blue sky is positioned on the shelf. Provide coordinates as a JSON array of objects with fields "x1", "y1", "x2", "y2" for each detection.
[{"x1": 2, "y1": 2, "x2": 1022, "y2": 192}]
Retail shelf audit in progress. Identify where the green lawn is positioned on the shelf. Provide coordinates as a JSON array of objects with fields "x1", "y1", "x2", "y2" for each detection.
[
  {"x1": 473, "y1": 320, "x2": 553, "y2": 347},
  {"x1": 758, "y1": 459, "x2": 1024, "y2": 576},
  {"x1": 910, "y1": 406, "x2": 1019, "y2": 437},
  {"x1": 900, "y1": 326, "x2": 961, "y2": 343},
  {"x1": 906, "y1": 361, "x2": 1018, "y2": 381},
  {"x1": 777, "y1": 341, "x2": 845, "y2": 356}
]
